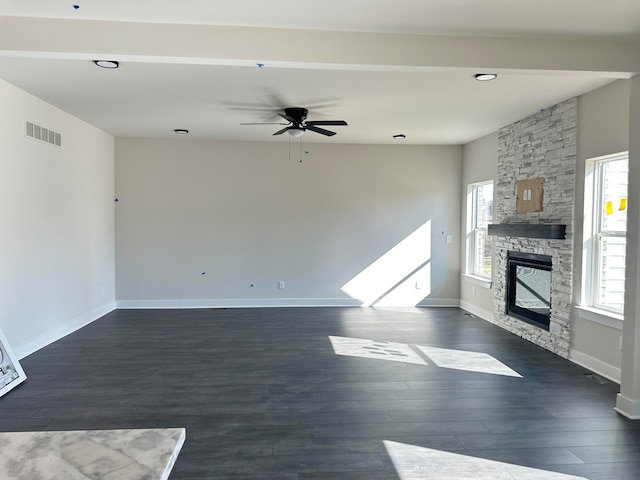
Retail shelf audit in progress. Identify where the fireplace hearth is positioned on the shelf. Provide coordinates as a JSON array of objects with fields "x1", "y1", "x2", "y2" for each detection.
[{"x1": 506, "y1": 251, "x2": 552, "y2": 330}]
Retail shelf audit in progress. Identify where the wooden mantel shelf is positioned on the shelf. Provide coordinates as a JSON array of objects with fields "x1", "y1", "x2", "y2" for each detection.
[{"x1": 488, "y1": 223, "x2": 566, "y2": 239}]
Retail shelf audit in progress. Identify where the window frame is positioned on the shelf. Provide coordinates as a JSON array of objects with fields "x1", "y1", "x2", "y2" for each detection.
[
  {"x1": 583, "y1": 152, "x2": 628, "y2": 315},
  {"x1": 466, "y1": 180, "x2": 494, "y2": 280}
]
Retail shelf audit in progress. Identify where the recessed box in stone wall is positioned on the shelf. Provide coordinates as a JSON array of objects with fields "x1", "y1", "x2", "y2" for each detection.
[{"x1": 516, "y1": 177, "x2": 544, "y2": 213}]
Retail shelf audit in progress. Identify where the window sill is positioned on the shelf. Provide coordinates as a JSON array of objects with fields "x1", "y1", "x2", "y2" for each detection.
[
  {"x1": 574, "y1": 306, "x2": 623, "y2": 330},
  {"x1": 462, "y1": 274, "x2": 492, "y2": 289}
]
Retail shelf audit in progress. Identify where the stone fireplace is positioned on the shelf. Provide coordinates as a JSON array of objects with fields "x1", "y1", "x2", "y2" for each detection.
[{"x1": 491, "y1": 98, "x2": 576, "y2": 358}]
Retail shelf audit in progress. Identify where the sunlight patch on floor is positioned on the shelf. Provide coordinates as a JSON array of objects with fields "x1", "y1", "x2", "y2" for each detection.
[
  {"x1": 329, "y1": 336, "x2": 522, "y2": 377},
  {"x1": 384, "y1": 441, "x2": 587, "y2": 480},
  {"x1": 415, "y1": 345, "x2": 522, "y2": 378},
  {"x1": 329, "y1": 336, "x2": 428, "y2": 366}
]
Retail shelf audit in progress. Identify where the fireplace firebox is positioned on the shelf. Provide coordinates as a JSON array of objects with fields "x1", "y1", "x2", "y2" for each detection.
[{"x1": 506, "y1": 251, "x2": 552, "y2": 330}]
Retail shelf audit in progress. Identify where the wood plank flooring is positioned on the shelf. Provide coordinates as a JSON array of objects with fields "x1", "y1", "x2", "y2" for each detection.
[{"x1": 2, "y1": 307, "x2": 639, "y2": 479}]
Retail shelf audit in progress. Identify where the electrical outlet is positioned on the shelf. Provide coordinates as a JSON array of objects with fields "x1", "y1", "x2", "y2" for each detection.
[
  {"x1": 472, "y1": 286, "x2": 476, "y2": 295},
  {"x1": 619, "y1": 336, "x2": 623, "y2": 350},
  {"x1": 415, "y1": 281, "x2": 422, "y2": 290},
  {"x1": 278, "y1": 281, "x2": 285, "y2": 289}
]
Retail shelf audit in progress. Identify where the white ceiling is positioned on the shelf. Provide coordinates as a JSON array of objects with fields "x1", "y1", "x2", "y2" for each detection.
[
  {"x1": 4, "y1": 0, "x2": 640, "y2": 38},
  {"x1": 1, "y1": 1, "x2": 639, "y2": 145}
]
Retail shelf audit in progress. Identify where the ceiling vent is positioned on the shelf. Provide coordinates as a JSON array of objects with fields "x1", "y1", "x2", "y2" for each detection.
[{"x1": 25, "y1": 121, "x2": 61, "y2": 147}]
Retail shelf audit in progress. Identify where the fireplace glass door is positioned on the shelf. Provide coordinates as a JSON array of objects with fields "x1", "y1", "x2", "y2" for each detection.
[{"x1": 507, "y1": 252, "x2": 552, "y2": 330}]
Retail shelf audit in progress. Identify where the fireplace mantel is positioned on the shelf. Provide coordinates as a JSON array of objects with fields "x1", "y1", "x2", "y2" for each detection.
[{"x1": 488, "y1": 223, "x2": 566, "y2": 239}]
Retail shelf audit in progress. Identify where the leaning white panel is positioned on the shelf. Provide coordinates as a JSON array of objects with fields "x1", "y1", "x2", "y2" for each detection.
[{"x1": 0, "y1": 325, "x2": 27, "y2": 397}]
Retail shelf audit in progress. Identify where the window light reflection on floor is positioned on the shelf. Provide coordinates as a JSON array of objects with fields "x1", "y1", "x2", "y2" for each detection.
[
  {"x1": 383, "y1": 441, "x2": 587, "y2": 480},
  {"x1": 329, "y1": 336, "x2": 522, "y2": 377},
  {"x1": 416, "y1": 345, "x2": 522, "y2": 378},
  {"x1": 329, "y1": 336, "x2": 427, "y2": 365}
]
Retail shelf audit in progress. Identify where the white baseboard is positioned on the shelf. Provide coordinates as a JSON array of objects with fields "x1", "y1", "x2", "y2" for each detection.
[
  {"x1": 615, "y1": 393, "x2": 640, "y2": 419},
  {"x1": 416, "y1": 298, "x2": 460, "y2": 308},
  {"x1": 116, "y1": 298, "x2": 363, "y2": 309},
  {"x1": 14, "y1": 302, "x2": 116, "y2": 359},
  {"x1": 569, "y1": 348, "x2": 621, "y2": 383},
  {"x1": 116, "y1": 297, "x2": 461, "y2": 309},
  {"x1": 459, "y1": 300, "x2": 495, "y2": 322}
]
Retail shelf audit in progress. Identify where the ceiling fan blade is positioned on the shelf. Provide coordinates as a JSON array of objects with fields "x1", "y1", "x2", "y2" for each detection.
[
  {"x1": 273, "y1": 127, "x2": 290, "y2": 136},
  {"x1": 306, "y1": 120, "x2": 348, "y2": 126},
  {"x1": 279, "y1": 113, "x2": 297, "y2": 123},
  {"x1": 240, "y1": 122, "x2": 290, "y2": 125},
  {"x1": 306, "y1": 125, "x2": 337, "y2": 136}
]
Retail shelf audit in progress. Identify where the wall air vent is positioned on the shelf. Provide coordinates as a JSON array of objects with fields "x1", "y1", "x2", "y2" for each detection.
[{"x1": 25, "y1": 121, "x2": 61, "y2": 147}]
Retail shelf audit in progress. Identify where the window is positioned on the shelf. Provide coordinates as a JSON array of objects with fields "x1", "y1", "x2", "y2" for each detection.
[
  {"x1": 583, "y1": 153, "x2": 628, "y2": 314},
  {"x1": 466, "y1": 181, "x2": 494, "y2": 279}
]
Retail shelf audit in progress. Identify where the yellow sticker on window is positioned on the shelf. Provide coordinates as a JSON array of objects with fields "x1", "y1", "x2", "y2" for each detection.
[
  {"x1": 606, "y1": 201, "x2": 613, "y2": 215},
  {"x1": 619, "y1": 198, "x2": 627, "y2": 211}
]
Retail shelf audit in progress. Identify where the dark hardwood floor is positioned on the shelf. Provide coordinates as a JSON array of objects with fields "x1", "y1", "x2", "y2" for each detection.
[{"x1": 2, "y1": 307, "x2": 639, "y2": 479}]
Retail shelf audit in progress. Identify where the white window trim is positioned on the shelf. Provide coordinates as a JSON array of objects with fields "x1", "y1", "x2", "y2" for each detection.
[
  {"x1": 574, "y1": 306, "x2": 623, "y2": 331},
  {"x1": 581, "y1": 151, "x2": 628, "y2": 317},
  {"x1": 462, "y1": 273, "x2": 492, "y2": 289},
  {"x1": 465, "y1": 180, "x2": 493, "y2": 280}
]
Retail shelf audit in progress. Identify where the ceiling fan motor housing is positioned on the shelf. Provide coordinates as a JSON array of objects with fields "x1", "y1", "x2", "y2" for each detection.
[{"x1": 283, "y1": 107, "x2": 308, "y2": 125}]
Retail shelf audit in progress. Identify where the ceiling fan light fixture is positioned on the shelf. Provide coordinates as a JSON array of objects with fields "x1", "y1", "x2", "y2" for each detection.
[
  {"x1": 93, "y1": 60, "x2": 119, "y2": 69},
  {"x1": 475, "y1": 73, "x2": 497, "y2": 81},
  {"x1": 288, "y1": 128, "x2": 305, "y2": 138}
]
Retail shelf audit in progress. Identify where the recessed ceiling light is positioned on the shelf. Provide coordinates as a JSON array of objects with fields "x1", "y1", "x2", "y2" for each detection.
[
  {"x1": 174, "y1": 129, "x2": 189, "y2": 134},
  {"x1": 393, "y1": 134, "x2": 406, "y2": 140},
  {"x1": 93, "y1": 60, "x2": 119, "y2": 69},
  {"x1": 475, "y1": 73, "x2": 497, "y2": 81}
]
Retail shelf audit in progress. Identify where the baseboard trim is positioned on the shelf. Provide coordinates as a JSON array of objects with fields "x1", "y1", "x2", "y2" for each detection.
[
  {"x1": 569, "y1": 349, "x2": 621, "y2": 383},
  {"x1": 615, "y1": 393, "x2": 640, "y2": 419},
  {"x1": 14, "y1": 302, "x2": 116, "y2": 359},
  {"x1": 459, "y1": 300, "x2": 495, "y2": 322},
  {"x1": 116, "y1": 297, "x2": 461, "y2": 309},
  {"x1": 416, "y1": 298, "x2": 460, "y2": 308},
  {"x1": 116, "y1": 298, "x2": 363, "y2": 309}
]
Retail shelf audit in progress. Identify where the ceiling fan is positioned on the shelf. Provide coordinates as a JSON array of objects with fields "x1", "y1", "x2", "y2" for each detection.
[{"x1": 241, "y1": 107, "x2": 347, "y2": 137}]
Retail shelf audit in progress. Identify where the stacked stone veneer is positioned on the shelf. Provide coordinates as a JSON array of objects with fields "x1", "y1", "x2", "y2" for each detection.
[{"x1": 493, "y1": 98, "x2": 576, "y2": 358}]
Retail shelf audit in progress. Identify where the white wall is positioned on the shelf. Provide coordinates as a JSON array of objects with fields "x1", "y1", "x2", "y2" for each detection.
[
  {"x1": 571, "y1": 80, "x2": 630, "y2": 381},
  {"x1": 459, "y1": 132, "x2": 498, "y2": 320},
  {"x1": 115, "y1": 139, "x2": 462, "y2": 307},
  {"x1": 0, "y1": 80, "x2": 116, "y2": 358},
  {"x1": 616, "y1": 74, "x2": 640, "y2": 418}
]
